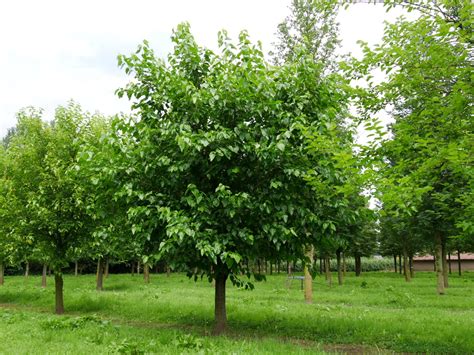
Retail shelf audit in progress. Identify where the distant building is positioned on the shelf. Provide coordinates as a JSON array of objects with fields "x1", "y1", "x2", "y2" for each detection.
[{"x1": 412, "y1": 253, "x2": 474, "y2": 272}]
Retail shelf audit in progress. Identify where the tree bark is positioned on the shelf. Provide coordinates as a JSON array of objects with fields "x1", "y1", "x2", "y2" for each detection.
[
  {"x1": 105, "y1": 259, "x2": 110, "y2": 278},
  {"x1": 144, "y1": 264, "x2": 150, "y2": 283},
  {"x1": 137, "y1": 261, "x2": 141, "y2": 275},
  {"x1": 304, "y1": 245, "x2": 314, "y2": 303},
  {"x1": 96, "y1": 259, "x2": 104, "y2": 291},
  {"x1": 213, "y1": 271, "x2": 228, "y2": 335},
  {"x1": 435, "y1": 233, "x2": 445, "y2": 295},
  {"x1": 409, "y1": 255, "x2": 414, "y2": 278},
  {"x1": 336, "y1": 249, "x2": 343, "y2": 286},
  {"x1": 42, "y1": 264, "x2": 47, "y2": 288},
  {"x1": 394, "y1": 254, "x2": 398, "y2": 273},
  {"x1": 342, "y1": 252, "x2": 346, "y2": 277},
  {"x1": 457, "y1": 249, "x2": 462, "y2": 276},
  {"x1": 55, "y1": 271, "x2": 64, "y2": 314},
  {"x1": 0, "y1": 262, "x2": 4, "y2": 286},
  {"x1": 325, "y1": 256, "x2": 332, "y2": 286},
  {"x1": 441, "y1": 237, "x2": 449, "y2": 288},
  {"x1": 355, "y1": 254, "x2": 361, "y2": 277},
  {"x1": 448, "y1": 252, "x2": 452, "y2": 274},
  {"x1": 403, "y1": 248, "x2": 411, "y2": 282},
  {"x1": 74, "y1": 261, "x2": 78, "y2": 276},
  {"x1": 398, "y1": 255, "x2": 402, "y2": 274},
  {"x1": 25, "y1": 261, "x2": 29, "y2": 278}
]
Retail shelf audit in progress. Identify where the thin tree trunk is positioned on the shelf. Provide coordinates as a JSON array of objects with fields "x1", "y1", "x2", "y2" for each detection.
[
  {"x1": 277, "y1": 260, "x2": 280, "y2": 274},
  {"x1": 74, "y1": 261, "x2": 78, "y2": 276},
  {"x1": 137, "y1": 261, "x2": 141, "y2": 275},
  {"x1": 105, "y1": 259, "x2": 110, "y2": 278},
  {"x1": 336, "y1": 249, "x2": 343, "y2": 286},
  {"x1": 394, "y1": 254, "x2": 398, "y2": 273},
  {"x1": 269, "y1": 263, "x2": 273, "y2": 275},
  {"x1": 96, "y1": 259, "x2": 104, "y2": 291},
  {"x1": 403, "y1": 248, "x2": 411, "y2": 282},
  {"x1": 166, "y1": 265, "x2": 171, "y2": 277},
  {"x1": 448, "y1": 252, "x2": 452, "y2": 274},
  {"x1": 130, "y1": 262, "x2": 135, "y2": 276},
  {"x1": 342, "y1": 252, "x2": 346, "y2": 277},
  {"x1": 0, "y1": 262, "x2": 4, "y2": 286},
  {"x1": 441, "y1": 238, "x2": 449, "y2": 288},
  {"x1": 435, "y1": 233, "x2": 445, "y2": 295},
  {"x1": 54, "y1": 271, "x2": 64, "y2": 314},
  {"x1": 287, "y1": 261, "x2": 292, "y2": 275},
  {"x1": 457, "y1": 249, "x2": 462, "y2": 276},
  {"x1": 319, "y1": 257, "x2": 323, "y2": 275},
  {"x1": 409, "y1": 255, "x2": 414, "y2": 278},
  {"x1": 355, "y1": 254, "x2": 361, "y2": 277},
  {"x1": 398, "y1": 255, "x2": 402, "y2": 274},
  {"x1": 304, "y1": 245, "x2": 314, "y2": 304},
  {"x1": 42, "y1": 264, "x2": 47, "y2": 288},
  {"x1": 144, "y1": 264, "x2": 150, "y2": 283},
  {"x1": 25, "y1": 261, "x2": 29, "y2": 278},
  {"x1": 213, "y1": 271, "x2": 228, "y2": 335},
  {"x1": 325, "y1": 256, "x2": 332, "y2": 286}
]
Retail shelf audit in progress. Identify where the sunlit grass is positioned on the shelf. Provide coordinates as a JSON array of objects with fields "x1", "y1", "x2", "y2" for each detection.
[{"x1": 0, "y1": 271, "x2": 473, "y2": 353}]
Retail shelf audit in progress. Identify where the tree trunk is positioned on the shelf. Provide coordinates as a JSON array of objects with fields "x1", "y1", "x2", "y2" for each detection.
[
  {"x1": 137, "y1": 261, "x2": 141, "y2": 275},
  {"x1": 435, "y1": 233, "x2": 445, "y2": 295},
  {"x1": 448, "y1": 252, "x2": 452, "y2": 274},
  {"x1": 105, "y1": 259, "x2": 110, "y2": 278},
  {"x1": 96, "y1": 259, "x2": 104, "y2": 291},
  {"x1": 398, "y1": 255, "x2": 402, "y2": 274},
  {"x1": 325, "y1": 257, "x2": 332, "y2": 286},
  {"x1": 42, "y1": 264, "x2": 47, "y2": 288},
  {"x1": 441, "y1": 238, "x2": 449, "y2": 288},
  {"x1": 355, "y1": 254, "x2": 361, "y2": 277},
  {"x1": 269, "y1": 262, "x2": 273, "y2": 275},
  {"x1": 166, "y1": 265, "x2": 171, "y2": 277},
  {"x1": 0, "y1": 262, "x2": 4, "y2": 286},
  {"x1": 287, "y1": 261, "x2": 292, "y2": 275},
  {"x1": 213, "y1": 271, "x2": 228, "y2": 335},
  {"x1": 342, "y1": 252, "x2": 346, "y2": 277},
  {"x1": 144, "y1": 264, "x2": 150, "y2": 283},
  {"x1": 336, "y1": 249, "x2": 343, "y2": 286},
  {"x1": 54, "y1": 271, "x2": 64, "y2": 314},
  {"x1": 304, "y1": 245, "x2": 314, "y2": 304},
  {"x1": 74, "y1": 261, "x2": 78, "y2": 276},
  {"x1": 25, "y1": 261, "x2": 29, "y2": 278},
  {"x1": 131, "y1": 262, "x2": 135, "y2": 276},
  {"x1": 319, "y1": 257, "x2": 323, "y2": 275},
  {"x1": 403, "y1": 248, "x2": 411, "y2": 282},
  {"x1": 409, "y1": 255, "x2": 414, "y2": 278},
  {"x1": 457, "y1": 249, "x2": 462, "y2": 276},
  {"x1": 394, "y1": 254, "x2": 398, "y2": 273}
]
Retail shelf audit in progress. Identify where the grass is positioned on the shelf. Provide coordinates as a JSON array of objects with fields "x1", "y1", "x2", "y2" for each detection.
[{"x1": 0, "y1": 271, "x2": 473, "y2": 354}]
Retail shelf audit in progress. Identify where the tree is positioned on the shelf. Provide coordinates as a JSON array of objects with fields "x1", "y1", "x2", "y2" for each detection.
[
  {"x1": 352, "y1": 0, "x2": 473, "y2": 293},
  {"x1": 113, "y1": 23, "x2": 350, "y2": 333},
  {"x1": 5, "y1": 103, "x2": 95, "y2": 313}
]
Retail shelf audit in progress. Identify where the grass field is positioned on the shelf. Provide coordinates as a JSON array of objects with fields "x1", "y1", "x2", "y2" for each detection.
[{"x1": 0, "y1": 271, "x2": 473, "y2": 354}]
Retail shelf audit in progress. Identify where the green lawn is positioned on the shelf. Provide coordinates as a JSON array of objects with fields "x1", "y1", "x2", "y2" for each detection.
[{"x1": 0, "y1": 271, "x2": 473, "y2": 354}]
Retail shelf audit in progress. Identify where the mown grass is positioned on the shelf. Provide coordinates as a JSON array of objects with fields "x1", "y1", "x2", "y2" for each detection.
[{"x1": 0, "y1": 271, "x2": 473, "y2": 354}]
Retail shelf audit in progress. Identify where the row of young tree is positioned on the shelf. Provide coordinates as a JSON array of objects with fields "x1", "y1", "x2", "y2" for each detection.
[{"x1": 0, "y1": 0, "x2": 472, "y2": 333}]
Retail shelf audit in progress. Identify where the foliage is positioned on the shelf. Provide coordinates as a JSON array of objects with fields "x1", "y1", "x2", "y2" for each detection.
[
  {"x1": 113, "y1": 23, "x2": 352, "y2": 288},
  {"x1": 350, "y1": 0, "x2": 473, "y2": 257}
]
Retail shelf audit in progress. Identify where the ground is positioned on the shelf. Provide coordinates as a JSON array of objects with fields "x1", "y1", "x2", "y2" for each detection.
[{"x1": 0, "y1": 271, "x2": 472, "y2": 354}]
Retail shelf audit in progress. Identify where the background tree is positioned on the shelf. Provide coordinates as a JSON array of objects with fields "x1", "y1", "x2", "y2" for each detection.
[{"x1": 351, "y1": 0, "x2": 473, "y2": 294}]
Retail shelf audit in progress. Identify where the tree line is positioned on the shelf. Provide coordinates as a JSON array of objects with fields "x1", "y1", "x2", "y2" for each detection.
[{"x1": 0, "y1": 0, "x2": 472, "y2": 334}]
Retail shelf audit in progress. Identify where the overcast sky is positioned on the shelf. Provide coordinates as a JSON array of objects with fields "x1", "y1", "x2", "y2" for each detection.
[{"x1": 0, "y1": 0, "x2": 407, "y2": 139}]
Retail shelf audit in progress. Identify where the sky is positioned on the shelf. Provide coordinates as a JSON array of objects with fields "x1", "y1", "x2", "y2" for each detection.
[{"x1": 0, "y1": 0, "x2": 407, "y2": 139}]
